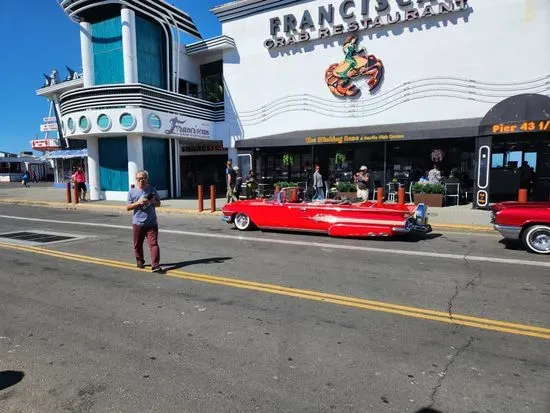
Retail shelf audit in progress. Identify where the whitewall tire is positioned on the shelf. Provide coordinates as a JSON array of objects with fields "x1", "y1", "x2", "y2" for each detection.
[
  {"x1": 234, "y1": 212, "x2": 253, "y2": 231},
  {"x1": 522, "y1": 225, "x2": 550, "y2": 254}
]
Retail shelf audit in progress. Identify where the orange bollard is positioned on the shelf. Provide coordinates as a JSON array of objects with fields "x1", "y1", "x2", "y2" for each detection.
[
  {"x1": 518, "y1": 188, "x2": 528, "y2": 203},
  {"x1": 398, "y1": 186, "x2": 405, "y2": 206},
  {"x1": 73, "y1": 181, "x2": 79, "y2": 204},
  {"x1": 210, "y1": 185, "x2": 216, "y2": 212},
  {"x1": 376, "y1": 187, "x2": 384, "y2": 206},
  {"x1": 66, "y1": 182, "x2": 72, "y2": 204},
  {"x1": 198, "y1": 185, "x2": 204, "y2": 212}
]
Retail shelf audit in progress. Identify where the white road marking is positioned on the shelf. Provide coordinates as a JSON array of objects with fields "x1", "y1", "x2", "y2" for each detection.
[{"x1": 0, "y1": 214, "x2": 548, "y2": 268}]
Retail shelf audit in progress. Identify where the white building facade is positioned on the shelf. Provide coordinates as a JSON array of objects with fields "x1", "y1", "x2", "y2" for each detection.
[
  {"x1": 38, "y1": 0, "x2": 233, "y2": 200},
  {"x1": 214, "y1": 0, "x2": 550, "y2": 206},
  {"x1": 37, "y1": 0, "x2": 550, "y2": 205}
]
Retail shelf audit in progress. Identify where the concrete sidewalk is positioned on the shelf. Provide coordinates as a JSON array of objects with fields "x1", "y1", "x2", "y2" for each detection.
[{"x1": 0, "y1": 182, "x2": 493, "y2": 231}]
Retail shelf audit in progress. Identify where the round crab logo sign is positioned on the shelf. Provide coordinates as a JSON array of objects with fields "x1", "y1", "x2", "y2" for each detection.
[{"x1": 325, "y1": 35, "x2": 383, "y2": 97}]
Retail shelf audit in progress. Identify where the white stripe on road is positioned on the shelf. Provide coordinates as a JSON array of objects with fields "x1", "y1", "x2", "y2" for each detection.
[{"x1": 0, "y1": 214, "x2": 548, "y2": 268}]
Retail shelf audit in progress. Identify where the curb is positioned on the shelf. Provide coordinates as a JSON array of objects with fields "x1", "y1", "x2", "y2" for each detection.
[
  {"x1": 0, "y1": 198, "x2": 223, "y2": 217},
  {"x1": 0, "y1": 199, "x2": 494, "y2": 232}
]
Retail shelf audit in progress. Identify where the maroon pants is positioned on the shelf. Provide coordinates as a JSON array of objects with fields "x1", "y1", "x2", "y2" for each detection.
[{"x1": 133, "y1": 224, "x2": 160, "y2": 267}]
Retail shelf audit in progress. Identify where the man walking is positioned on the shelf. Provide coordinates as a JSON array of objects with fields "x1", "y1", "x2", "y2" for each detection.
[
  {"x1": 127, "y1": 170, "x2": 163, "y2": 273},
  {"x1": 313, "y1": 164, "x2": 325, "y2": 201}
]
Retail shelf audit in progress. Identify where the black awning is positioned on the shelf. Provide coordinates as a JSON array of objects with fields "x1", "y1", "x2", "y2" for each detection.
[
  {"x1": 479, "y1": 93, "x2": 550, "y2": 135},
  {"x1": 235, "y1": 118, "x2": 482, "y2": 149}
]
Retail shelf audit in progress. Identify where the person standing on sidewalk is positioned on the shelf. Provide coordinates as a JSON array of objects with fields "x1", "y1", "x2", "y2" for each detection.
[
  {"x1": 71, "y1": 166, "x2": 87, "y2": 201},
  {"x1": 127, "y1": 170, "x2": 163, "y2": 273},
  {"x1": 313, "y1": 164, "x2": 325, "y2": 201},
  {"x1": 226, "y1": 160, "x2": 237, "y2": 204}
]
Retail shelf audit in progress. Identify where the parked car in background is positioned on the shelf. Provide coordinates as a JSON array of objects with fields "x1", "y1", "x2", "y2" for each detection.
[{"x1": 492, "y1": 201, "x2": 550, "y2": 254}]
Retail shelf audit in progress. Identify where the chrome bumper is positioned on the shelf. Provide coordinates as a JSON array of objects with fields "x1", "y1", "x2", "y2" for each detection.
[
  {"x1": 393, "y1": 224, "x2": 432, "y2": 234},
  {"x1": 494, "y1": 224, "x2": 521, "y2": 240},
  {"x1": 221, "y1": 215, "x2": 233, "y2": 223}
]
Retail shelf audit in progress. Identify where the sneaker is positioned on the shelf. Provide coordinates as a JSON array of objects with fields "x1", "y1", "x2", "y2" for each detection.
[
  {"x1": 136, "y1": 261, "x2": 145, "y2": 269},
  {"x1": 151, "y1": 266, "x2": 163, "y2": 273}
]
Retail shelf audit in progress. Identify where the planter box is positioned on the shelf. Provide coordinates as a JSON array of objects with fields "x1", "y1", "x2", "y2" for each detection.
[
  {"x1": 413, "y1": 193, "x2": 443, "y2": 207},
  {"x1": 337, "y1": 191, "x2": 357, "y2": 199}
]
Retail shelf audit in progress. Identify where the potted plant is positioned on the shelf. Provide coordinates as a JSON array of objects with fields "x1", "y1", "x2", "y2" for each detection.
[
  {"x1": 336, "y1": 181, "x2": 357, "y2": 199},
  {"x1": 412, "y1": 182, "x2": 444, "y2": 207}
]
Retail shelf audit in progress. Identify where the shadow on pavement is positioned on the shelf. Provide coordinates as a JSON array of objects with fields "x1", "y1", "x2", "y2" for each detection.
[
  {"x1": 415, "y1": 409, "x2": 444, "y2": 413},
  {"x1": 162, "y1": 257, "x2": 232, "y2": 271},
  {"x1": 253, "y1": 228, "x2": 443, "y2": 243},
  {"x1": 498, "y1": 238, "x2": 523, "y2": 251},
  {"x1": 0, "y1": 370, "x2": 24, "y2": 391}
]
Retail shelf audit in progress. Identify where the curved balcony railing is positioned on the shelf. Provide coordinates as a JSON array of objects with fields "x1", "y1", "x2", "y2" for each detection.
[{"x1": 59, "y1": 83, "x2": 224, "y2": 122}]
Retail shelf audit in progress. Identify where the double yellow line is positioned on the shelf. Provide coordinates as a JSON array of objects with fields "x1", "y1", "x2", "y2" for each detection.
[{"x1": 1, "y1": 241, "x2": 549, "y2": 340}]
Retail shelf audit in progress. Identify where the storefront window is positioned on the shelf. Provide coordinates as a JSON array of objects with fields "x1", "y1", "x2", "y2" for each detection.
[{"x1": 491, "y1": 153, "x2": 504, "y2": 168}]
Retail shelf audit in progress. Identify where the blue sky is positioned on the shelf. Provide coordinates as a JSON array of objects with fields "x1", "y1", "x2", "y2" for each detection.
[{"x1": 0, "y1": 0, "x2": 221, "y2": 155}]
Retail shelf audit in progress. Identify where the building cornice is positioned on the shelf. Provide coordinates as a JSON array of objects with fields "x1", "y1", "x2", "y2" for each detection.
[
  {"x1": 185, "y1": 35, "x2": 235, "y2": 55},
  {"x1": 36, "y1": 78, "x2": 84, "y2": 98},
  {"x1": 58, "y1": 0, "x2": 202, "y2": 38},
  {"x1": 211, "y1": 0, "x2": 309, "y2": 23}
]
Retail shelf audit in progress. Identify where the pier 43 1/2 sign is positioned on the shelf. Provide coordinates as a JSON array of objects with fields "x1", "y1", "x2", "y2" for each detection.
[{"x1": 264, "y1": 0, "x2": 469, "y2": 49}]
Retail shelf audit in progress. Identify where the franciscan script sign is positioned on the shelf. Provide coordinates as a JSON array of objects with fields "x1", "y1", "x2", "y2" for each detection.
[{"x1": 264, "y1": 0, "x2": 469, "y2": 49}]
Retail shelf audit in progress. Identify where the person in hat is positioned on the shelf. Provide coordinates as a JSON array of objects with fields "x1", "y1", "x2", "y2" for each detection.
[{"x1": 355, "y1": 165, "x2": 370, "y2": 201}]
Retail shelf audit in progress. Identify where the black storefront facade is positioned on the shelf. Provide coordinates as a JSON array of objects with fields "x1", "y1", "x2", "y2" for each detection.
[{"x1": 235, "y1": 94, "x2": 550, "y2": 209}]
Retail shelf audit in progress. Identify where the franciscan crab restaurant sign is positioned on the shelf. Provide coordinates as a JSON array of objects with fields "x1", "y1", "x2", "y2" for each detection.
[
  {"x1": 264, "y1": 0, "x2": 469, "y2": 49},
  {"x1": 144, "y1": 111, "x2": 213, "y2": 140}
]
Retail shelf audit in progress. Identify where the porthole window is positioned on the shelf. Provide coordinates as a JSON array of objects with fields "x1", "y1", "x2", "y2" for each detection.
[
  {"x1": 79, "y1": 116, "x2": 91, "y2": 133},
  {"x1": 120, "y1": 113, "x2": 136, "y2": 131},
  {"x1": 97, "y1": 114, "x2": 111, "y2": 131},
  {"x1": 67, "y1": 118, "x2": 75, "y2": 133},
  {"x1": 148, "y1": 113, "x2": 161, "y2": 130}
]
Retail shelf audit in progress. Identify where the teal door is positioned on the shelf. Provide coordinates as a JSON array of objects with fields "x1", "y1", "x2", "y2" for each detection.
[
  {"x1": 143, "y1": 137, "x2": 169, "y2": 191},
  {"x1": 99, "y1": 137, "x2": 128, "y2": 191}
]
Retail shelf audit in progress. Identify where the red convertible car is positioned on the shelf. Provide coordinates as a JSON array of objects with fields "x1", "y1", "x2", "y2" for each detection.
[
  {"x1": 492, "y1": 201, "x2": 550, "y2": 254},
  {"x1": 221, "y1": 187, "x2": 431, "y2": 238}
]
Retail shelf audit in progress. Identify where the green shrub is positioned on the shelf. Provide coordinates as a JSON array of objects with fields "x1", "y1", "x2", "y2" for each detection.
[
  {"x1": 336, "y1": 181, "x2": 356, "y2": 192},
  {"x1": 273, "y1": 181, "x2": 298, "y2": 188},
  {"x1": 412, "y1": 182, "x2": 444, "y2": 194}
]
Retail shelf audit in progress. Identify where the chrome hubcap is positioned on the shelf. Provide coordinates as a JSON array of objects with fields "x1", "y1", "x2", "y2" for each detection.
[
  {"x1": 530, "y1": 230, "x2": 550, "y2": 252},
  {"x1": 235, "y1": 213, "x2": 249, "y2": 229}
]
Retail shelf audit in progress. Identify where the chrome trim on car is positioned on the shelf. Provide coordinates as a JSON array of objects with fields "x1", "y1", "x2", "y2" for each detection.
[
  {"x1": 221, "y1": 215, "x2": 233, "y2": 223},
  {"x1": 494, "y1": 224, "x2": 521, "y2": 240}
]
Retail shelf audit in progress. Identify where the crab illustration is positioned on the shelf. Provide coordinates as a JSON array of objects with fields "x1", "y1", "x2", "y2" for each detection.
[{"x1": 325, "y1": 35, "x2": 384, "y2": 97}]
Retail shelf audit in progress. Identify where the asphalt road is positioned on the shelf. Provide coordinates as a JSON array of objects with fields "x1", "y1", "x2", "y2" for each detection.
[{"x1": 0, "y1": 204, "x2": 548, "y2": 413}]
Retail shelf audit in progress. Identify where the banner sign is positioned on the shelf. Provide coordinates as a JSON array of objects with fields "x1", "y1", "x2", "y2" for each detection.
[
  {"x1": 305, "y1": 133, "x2": 405, "y2": 145},
  {"x1": 484, "y1": 120, "x2": 550, "y2": 135},
  {"x1": 43, "y1": 117, "x2": 57, "y2": 122},
  {"x1": 31, "y1": 139, "x2": 61, "y2": 149}
]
